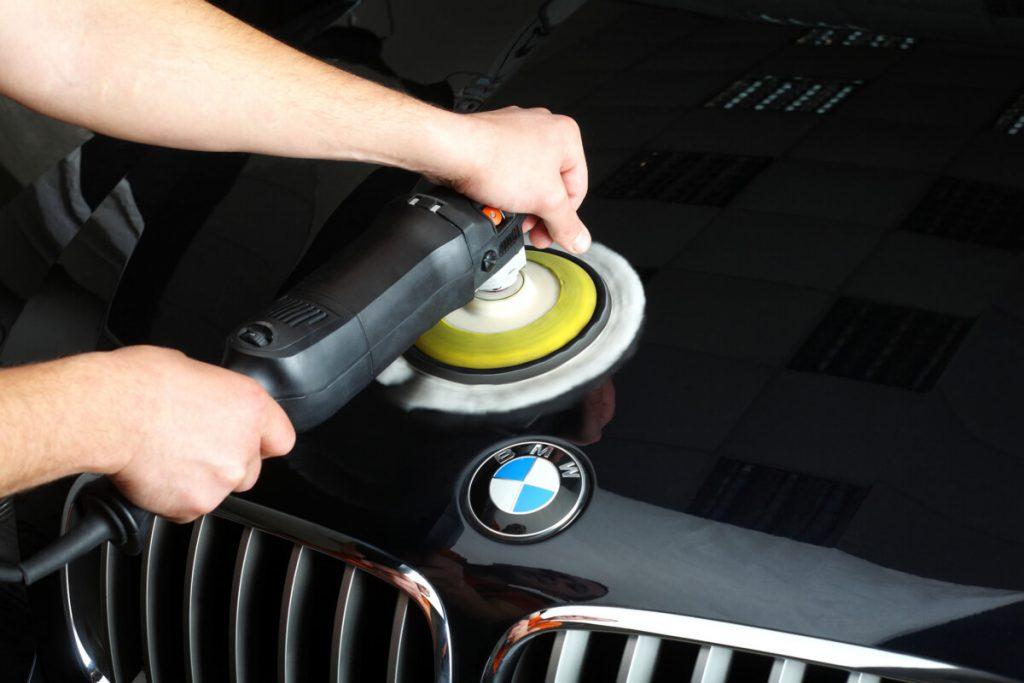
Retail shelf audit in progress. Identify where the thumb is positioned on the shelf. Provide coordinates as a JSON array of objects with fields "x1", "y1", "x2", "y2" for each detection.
[{"x1": 539, "y1": 196, "x2": 591, "y2": 254}]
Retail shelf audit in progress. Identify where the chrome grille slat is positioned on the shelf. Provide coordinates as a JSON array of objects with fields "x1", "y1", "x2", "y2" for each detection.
[
  {"x1": 278, "y1": 544, "x2": 345, "y2": 681},
  {"x1": 100, "y1": 544, "x2": 125, "y2": 683},
  {"x1": 101, "y1": 540, "x2": 143, "y2": 683},
  {"x1": 330, "y1": 565, "x2": 363, "y2": 682},
  {"x1": 184, "y1": 515, "x2": 245, "y2": 682},
  {"x1": 230, "y1": 528, "x2": 292, "y2": 683},
  {"x1": 141, "y1": 517, "x2": 190, "y2": 683},
  {"x1": 228, "y1": 528, "x2": 255, "y2": 683},
  {"x1": 278, "y1": 545, "x2": 308, "y2": 683},
  {"x1": 691, "y1": 645, "x2": 733, "y2": 683},
  {"x1": 847, "y1": 674, "x2": 882, "y2": 683},
  {"x1": 616, "y1": 634, "x2": 661, "y2": 683},
  {"x1": 386, "y1": 594, "x2": 412, "y2": 683},
  {"x1": 545, "y1": 630, "x2": 591, "y2": 683},
  {"x1": 328, "y1": 562, "x2": 399, "y2": 681},
  {"x1": 769, "y1": 657, "x2": 807, "y2": 683},
  {"x1": 184, "y1": 516, "x2": 212, "y2": 683}
]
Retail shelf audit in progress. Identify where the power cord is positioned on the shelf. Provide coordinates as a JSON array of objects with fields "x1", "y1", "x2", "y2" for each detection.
[{"x1": 0, "y1": 479, "x2": 151, "y2": 585}]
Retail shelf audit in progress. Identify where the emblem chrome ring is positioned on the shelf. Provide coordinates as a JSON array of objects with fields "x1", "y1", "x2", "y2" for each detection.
[{"x1": 463, "y1": 439, "x2": 592, "y2": 543}]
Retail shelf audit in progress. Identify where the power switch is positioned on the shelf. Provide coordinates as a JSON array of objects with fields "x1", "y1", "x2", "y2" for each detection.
[
  {"x1": 481, "y1": 206, "x2": 505, "y2": 229},
  {"x1": 238, "y1": 324, "x2": 273, "y2": 348}
]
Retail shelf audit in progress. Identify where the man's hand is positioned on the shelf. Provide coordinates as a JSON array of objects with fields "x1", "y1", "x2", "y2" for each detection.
[
  {"x1": 103, "y1": 347, "x2": 295, "y2": 522},
  {"x1": 436, "y1": 107, "x2": 591, "y2": 254},
  {"x1": 0, "y1": 347, "x2": 295, "y2": 523}
]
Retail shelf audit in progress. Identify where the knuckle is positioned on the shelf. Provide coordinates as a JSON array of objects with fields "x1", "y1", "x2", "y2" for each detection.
[
  {"x1": 236, "y1": 377, "x2": 269, "y2": 415},
  {"x1": 237, "y1": 461, "x2": 262, "y2": 492},
  {"x1": 220, "y1": 460, "x2": 248, "y2": 487},
  {"x1": 540, "y1": 190, "x2": 566, "y2": 213},
  {"x1": 183, "y1": 490, "x2": 216, "y2": 518}
]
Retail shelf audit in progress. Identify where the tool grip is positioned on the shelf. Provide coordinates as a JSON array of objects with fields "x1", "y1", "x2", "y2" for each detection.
[{"x1": 223, "y1": 186, "x2": 524, "y2": 431}]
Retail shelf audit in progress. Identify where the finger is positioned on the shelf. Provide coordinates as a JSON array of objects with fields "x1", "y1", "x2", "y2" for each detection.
[
  {"x1": 529, "y1": 223, "x2": 553, "y2": 249},
  {"x1": 260, "y1": 398, "x2": 296, "y2": 457},
  {"x1": 236, "y1": 456, "x2": 262, "y2": 492},
  {"x1": 521, "y1": 215, "x2": 539, "y2": 233},
  {"x1": 539, "y1": 195, "x2": 590, "y2": 254}
]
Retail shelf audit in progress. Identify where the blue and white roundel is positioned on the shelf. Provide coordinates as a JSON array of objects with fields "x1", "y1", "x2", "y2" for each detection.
[{"x1": 488, "y1": 456, "x2": 561, "y2": 515}]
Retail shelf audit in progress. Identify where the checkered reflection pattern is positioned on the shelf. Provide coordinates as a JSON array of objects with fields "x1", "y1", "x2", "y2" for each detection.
[{"x1": 491, "y1": 2, "x2": 1024, "y2": 572}]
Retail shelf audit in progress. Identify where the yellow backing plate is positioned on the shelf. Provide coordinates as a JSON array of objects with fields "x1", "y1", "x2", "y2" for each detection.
[{"x1": 415, "y1": 250, "x2": 597, "y2": 370}]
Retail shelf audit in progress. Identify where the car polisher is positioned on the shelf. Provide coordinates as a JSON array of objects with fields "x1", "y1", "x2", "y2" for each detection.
[{"x1": 1, "y1": 183, "x2": 642, "y2": 584}]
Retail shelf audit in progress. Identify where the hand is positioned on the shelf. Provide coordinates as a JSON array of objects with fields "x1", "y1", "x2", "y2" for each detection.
[
  {"x1": 441, "y1": 106, "x2": 591, "y2": 254},
  {"x1": 96, "y1": 346, "x2": 294, "y2": 522}
]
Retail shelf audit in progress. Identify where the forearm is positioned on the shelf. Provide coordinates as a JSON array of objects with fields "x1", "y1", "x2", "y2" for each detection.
[
  {"x1": 0, "y1": 0, "x2": 473, "y2": 178},
  {"x1": 0, "y1": 354, "x2": 124, "y2": 496}
]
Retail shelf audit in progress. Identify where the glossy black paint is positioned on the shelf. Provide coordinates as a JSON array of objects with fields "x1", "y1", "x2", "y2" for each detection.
[
  {"x1": 2, "y1": 1, "x2": 1023, "y2": 681},
  {"x1": 8, "y1": 133, "x2": 1024, "y2": 683}
]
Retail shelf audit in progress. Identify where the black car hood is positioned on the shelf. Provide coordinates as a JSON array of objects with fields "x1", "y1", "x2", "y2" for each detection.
[{"x1": 2, "y1": 1, "x2": 1024, "y2": 680}]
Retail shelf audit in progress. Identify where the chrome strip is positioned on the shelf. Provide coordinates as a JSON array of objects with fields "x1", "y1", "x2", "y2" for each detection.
[
  {"x1": 484, "y1": 606, "x2": 1015, "y2": 683},
  {"x1": 847, "y1": 674, "x2": 882, "y2": 683},
  {"x1": 616, "y1": 634, "x2": 660, "y2": 683},
  {"x1": 228, "y1": 527, "x2": 259, "y2": 683},
  {"x1": 545, "y1": 630, "x2": 590, "y2": 683},
  {"x1": 691, "y1": 645, "x2": 732, "y2": 683},
  {"x1": 100, "y1": 543, "x2": 125, "y2": 683},
  {"x1": 278, "y1": 544, "x2": 308, "y2": 683},
  {"x1": 140, "y1": 517, "x2": 169, "y2": 683},
  {"x1": 769, "y1": 658, "x2": 807, "y2": 683},
  {"x1": 330, "y1": 565, "x2": 363, "y2": 682},
  {"x1": 183, "y1": 515, "x2": 213, "y2": 683},
  {"x1": 387, "y1": 593, "x2": 412, "y2": 683},
  {"x1": 216, "y1": 496, "x2": 453, "y2": 683}
]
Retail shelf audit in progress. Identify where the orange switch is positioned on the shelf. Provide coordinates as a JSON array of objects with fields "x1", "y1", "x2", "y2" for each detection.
[{"x1": 482, "y1": 206, "x2": 504, "y2": 226}]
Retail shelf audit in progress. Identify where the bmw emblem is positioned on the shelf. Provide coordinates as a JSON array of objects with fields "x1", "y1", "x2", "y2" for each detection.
[{"x1": 464, "y1": 439, "x2": 592, "y2": 543}]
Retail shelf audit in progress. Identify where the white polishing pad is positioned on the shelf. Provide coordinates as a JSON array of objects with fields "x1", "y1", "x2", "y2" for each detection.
[{"x1": 376, "y1": 242, "x2": 645, "y2": 414}]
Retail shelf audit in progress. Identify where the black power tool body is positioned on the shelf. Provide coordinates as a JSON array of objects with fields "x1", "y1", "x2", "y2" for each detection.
[{"x1": 226, "y1": 185, "x2": 525, "y2": 430}]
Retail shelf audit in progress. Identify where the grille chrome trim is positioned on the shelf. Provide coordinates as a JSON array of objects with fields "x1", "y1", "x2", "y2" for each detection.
[
  {"x1": 219, "y1": 497, "x2": 453, "y2": 683},
  {"x1": 62, "y1": 490, "x2": 452, "y2": 683},
  {"x1": 485, "y1": 606, "x2": 1014, "y2": 683}
]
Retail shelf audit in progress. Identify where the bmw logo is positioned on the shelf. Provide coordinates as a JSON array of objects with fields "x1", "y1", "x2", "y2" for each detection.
[{"x1": 464, "y1": 439, "x2": 591, "y2": 543}]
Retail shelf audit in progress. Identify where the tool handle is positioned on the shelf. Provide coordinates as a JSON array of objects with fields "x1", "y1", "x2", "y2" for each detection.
[{"x1": 223, "y1": 185, "x2": 524, "y2": 431}]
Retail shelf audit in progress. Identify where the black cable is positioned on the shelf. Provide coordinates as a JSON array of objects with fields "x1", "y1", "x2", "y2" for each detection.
[
  {"x1": 0, "y1": 478, "x2": 153, "y2": 586},
  {"x1": 18, "y1": 514, "x2": 116, "y2": 585}
]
